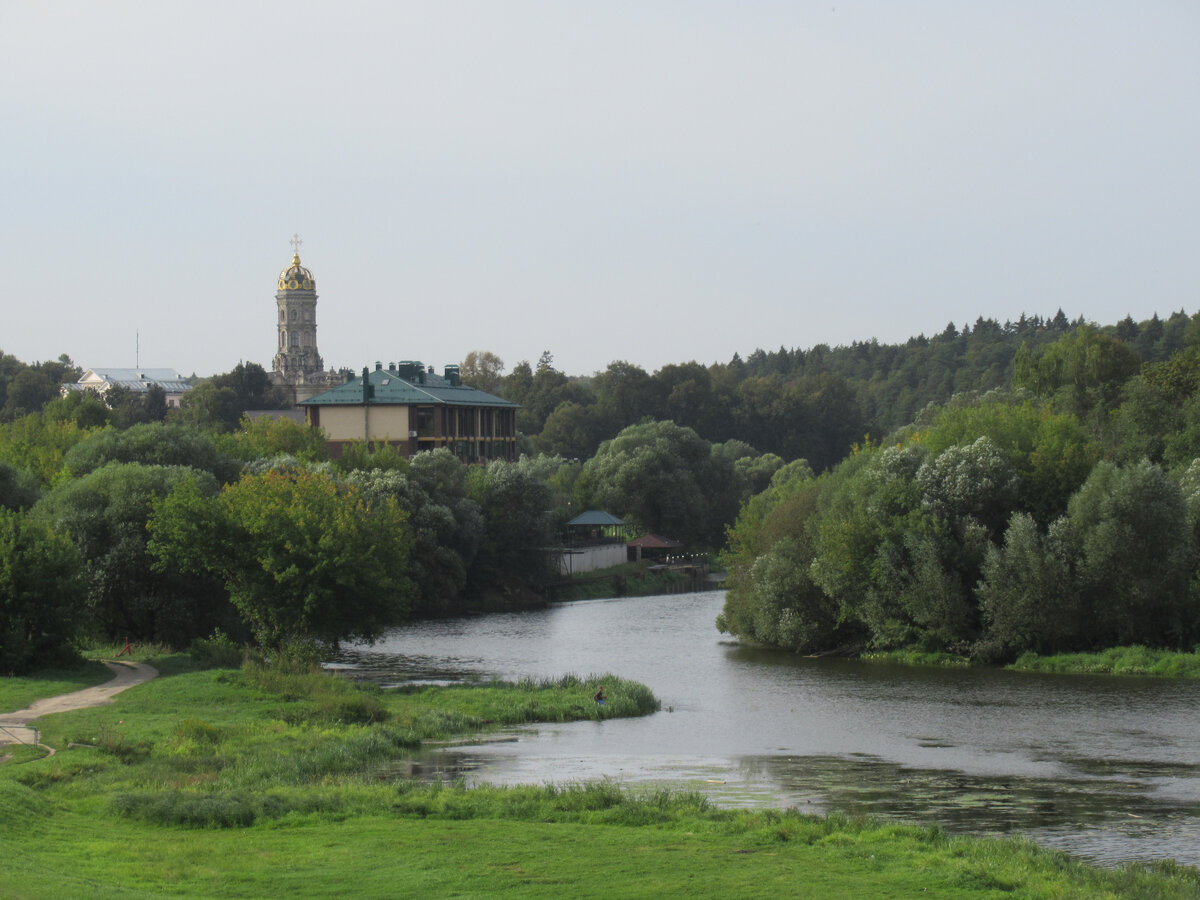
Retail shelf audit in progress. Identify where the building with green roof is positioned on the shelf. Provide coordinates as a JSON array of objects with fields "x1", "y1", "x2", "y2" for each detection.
[{"x1": 298, "y1": 361, "x2": 519, "y2": 461}]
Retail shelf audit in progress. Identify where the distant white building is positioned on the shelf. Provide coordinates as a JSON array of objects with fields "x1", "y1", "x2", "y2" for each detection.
[{"x1": 64, "y1": 368, "x2": 193, "y2": 409}]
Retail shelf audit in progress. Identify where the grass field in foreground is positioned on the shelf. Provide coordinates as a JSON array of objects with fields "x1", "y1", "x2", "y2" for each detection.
[{"x1": 2, "y1": 652, "x2": 1198, "y2": 899}]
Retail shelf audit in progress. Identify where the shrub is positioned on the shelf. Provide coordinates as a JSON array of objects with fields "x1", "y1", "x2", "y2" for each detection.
[{"x1": 189, "y1": 629, "x2": 244, "y2": 668}]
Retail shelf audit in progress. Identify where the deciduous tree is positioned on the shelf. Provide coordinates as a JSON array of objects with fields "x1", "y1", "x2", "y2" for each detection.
[
  {"x1": 460, "y1": 350, "x2": 505, "y2": 395},
  {"x1": 577, "y1": 421, "x2": 739, "y2": 547},
  {"x1": 151, "y1": 469, "x2": 415, "y2": 648},
  {"x1": 0, "y1": 509, "x2": 85, "y2": 673},
  {"x1": 36, "y1": 462, "x2": 228, "y2": 644}
]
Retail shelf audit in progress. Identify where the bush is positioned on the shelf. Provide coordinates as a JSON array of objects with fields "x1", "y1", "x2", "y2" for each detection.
[{"x1": 189, "y1": 629, "x2": 244, "y2": 668}]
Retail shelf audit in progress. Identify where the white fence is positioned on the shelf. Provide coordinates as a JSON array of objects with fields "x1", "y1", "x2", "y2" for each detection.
[{"x1": 555, "y1": 543, "x2": 628, "y2": 576}]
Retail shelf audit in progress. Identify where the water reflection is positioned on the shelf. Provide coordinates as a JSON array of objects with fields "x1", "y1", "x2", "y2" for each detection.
[{"x1": 336, "y1": 591, "x2": 1200, "y2": 867}]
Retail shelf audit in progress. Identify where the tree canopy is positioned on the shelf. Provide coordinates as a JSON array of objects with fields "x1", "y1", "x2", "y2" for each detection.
[
  {"x1": 150, "y1": 469, "x2": 415, "y2": 649},
  {"x1": 577, "y1": 420, "x2": 739, "y2": 548}
]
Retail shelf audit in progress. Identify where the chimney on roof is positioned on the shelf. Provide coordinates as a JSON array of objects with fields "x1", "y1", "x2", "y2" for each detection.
[{"x1": 444, "y1": 365, "x2": 461, "y2": 386}]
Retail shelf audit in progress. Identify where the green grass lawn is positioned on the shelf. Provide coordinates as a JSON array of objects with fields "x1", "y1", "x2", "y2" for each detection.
[{"x1": 2, "y1": 652, "x2": 1198, "y2": 899}]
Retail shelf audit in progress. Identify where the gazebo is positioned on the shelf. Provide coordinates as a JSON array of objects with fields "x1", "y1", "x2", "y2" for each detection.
[{"x1": 564, "y1": 510, "x2": 628, "y2": 545}]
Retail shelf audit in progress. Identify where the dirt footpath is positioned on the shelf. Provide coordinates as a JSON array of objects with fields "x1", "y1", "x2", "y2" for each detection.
[{"x1": 0, "y1": 660, "x2": 159, "y2": 750}]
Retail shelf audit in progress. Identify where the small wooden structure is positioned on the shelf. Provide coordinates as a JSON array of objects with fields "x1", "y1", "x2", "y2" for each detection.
[{"x1": 626, "y1": 533, "x2": 684, "y2": 562}]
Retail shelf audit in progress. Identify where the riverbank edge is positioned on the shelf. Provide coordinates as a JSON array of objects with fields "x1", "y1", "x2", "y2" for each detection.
[
  {"x1": 856, "y1": 645, "x2": 1200, "y2": 678},
  {"x1": 3, "y1": 654, "x2": 1199, "y2": 898},
  {"x1": 548, "y1": 559, "x2": 718, "y2": 602}
]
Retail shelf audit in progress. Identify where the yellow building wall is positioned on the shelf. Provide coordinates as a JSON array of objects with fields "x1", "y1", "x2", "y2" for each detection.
[{"x1": 317, "y1": 405, "x2": 411, "y2": 443}]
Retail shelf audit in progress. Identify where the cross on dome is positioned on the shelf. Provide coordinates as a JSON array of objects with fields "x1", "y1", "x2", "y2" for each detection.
[{"x1": 290, "y1": 233, "x2": 303, "y2": 255}]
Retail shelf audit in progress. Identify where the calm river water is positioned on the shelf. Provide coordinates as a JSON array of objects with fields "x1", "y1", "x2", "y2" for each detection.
[{"x1": 334, "y1": 590, "x2": 1200, "y2": 867}]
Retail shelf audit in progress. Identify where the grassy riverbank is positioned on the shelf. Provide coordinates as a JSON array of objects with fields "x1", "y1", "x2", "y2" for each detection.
[
  {"x1": 859, "y1": 649, "x2": 973, "y2": 668},
  {"x1": 3, "y1": 654, "x2": 1199, "y2": 898},
  {"x1": 860, "y1": 646, "x2": 1200, "y2": 678},
  {"x1": 1007, "y1": 645, "x2": 1200, "y2": 677}
]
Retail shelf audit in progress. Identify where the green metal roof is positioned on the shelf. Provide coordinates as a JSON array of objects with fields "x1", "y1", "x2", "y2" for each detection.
[
  {"x1": 299, "y1": 366, "x2": 519, "y2": 409},
  {"x1": 566, "y1": 510, "x2": 626, "y2": 527}
]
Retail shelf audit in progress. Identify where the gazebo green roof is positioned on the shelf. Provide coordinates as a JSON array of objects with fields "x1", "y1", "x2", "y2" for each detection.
[{"x1": 566, "y1": 510, "x2": 626, "y2": 527}]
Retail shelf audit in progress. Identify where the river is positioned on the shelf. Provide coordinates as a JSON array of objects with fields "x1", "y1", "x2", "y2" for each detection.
[{"x1": 334, "y1": 590, "x2": 1200, "y2": 867}]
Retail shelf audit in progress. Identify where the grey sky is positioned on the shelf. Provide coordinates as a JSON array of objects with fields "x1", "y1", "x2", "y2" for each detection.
[{"x1": 3, "y1": 2, "x2": 1197, "y2": 378}]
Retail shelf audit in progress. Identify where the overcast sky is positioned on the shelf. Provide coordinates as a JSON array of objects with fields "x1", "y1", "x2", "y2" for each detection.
[{"x1": 3, "y1": 2, "x2": 1197, "y2": 378}]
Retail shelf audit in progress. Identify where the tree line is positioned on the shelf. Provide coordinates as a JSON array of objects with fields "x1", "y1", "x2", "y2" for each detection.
[
  {"x1": 718, "y1": 314, "x2": 1200, "y2": 660},
  {"x1": 3, "y1": 305, "x2": 1196, "y2": 671},
  {"x1": 0, "y1": 409, "x2": 560, "y2": 673},
  {"x1": 462, "y1": 310, "x2": 1192, "y2": 472},
  {"x1": 0, "y1": 353, "x2": 772, "y2": 674}
]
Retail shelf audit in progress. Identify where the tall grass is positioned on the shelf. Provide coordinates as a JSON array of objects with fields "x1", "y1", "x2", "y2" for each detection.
[
  {"x1": 389, "y1": 781, "x2": 715, "y2": 826},
  {"x1": 1009, "y1": 645, "x2": 1200, "y2": 677},
  {"x1": 99, "y1": 667, "x2": 662, "y2": 828},
  {"x1": 401, "y1": 673, "x2": 660, "y2": 725},
  {"x1": 241, "y1": 657, "x2": 389, "y2": 724},
  {"x1": 860, "y1": 649, "x2": 973, "y2": 668},
  {"x1": 60, "y1": 658, "x2": 663, "y2": 831}
]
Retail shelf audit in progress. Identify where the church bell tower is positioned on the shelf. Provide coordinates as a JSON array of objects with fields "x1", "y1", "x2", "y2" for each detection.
[{"x1": 272, "y1": 234, "x2": 324, "y2": 378}]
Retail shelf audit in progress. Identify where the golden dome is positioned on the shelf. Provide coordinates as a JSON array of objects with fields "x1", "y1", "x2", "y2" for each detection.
[{"x1": 277, "y1": 252, "x2": 315, "y2": 291}]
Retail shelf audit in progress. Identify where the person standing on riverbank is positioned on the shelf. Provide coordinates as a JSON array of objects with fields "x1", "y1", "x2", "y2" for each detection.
[{"x1": 594, "y1": 686, "x2": 606, "y2": 706}]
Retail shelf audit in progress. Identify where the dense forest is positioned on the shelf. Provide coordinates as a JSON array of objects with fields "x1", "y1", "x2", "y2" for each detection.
[
  {"x1": 476, "y1": 309, "x2": 1192, "y2": 471},
  {"x1": 715, "y1": 314, "x2": 1200, "y2": 662},
  {"x1": 2, "y1": 306, "x2": 1198, "y2": 672}
]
